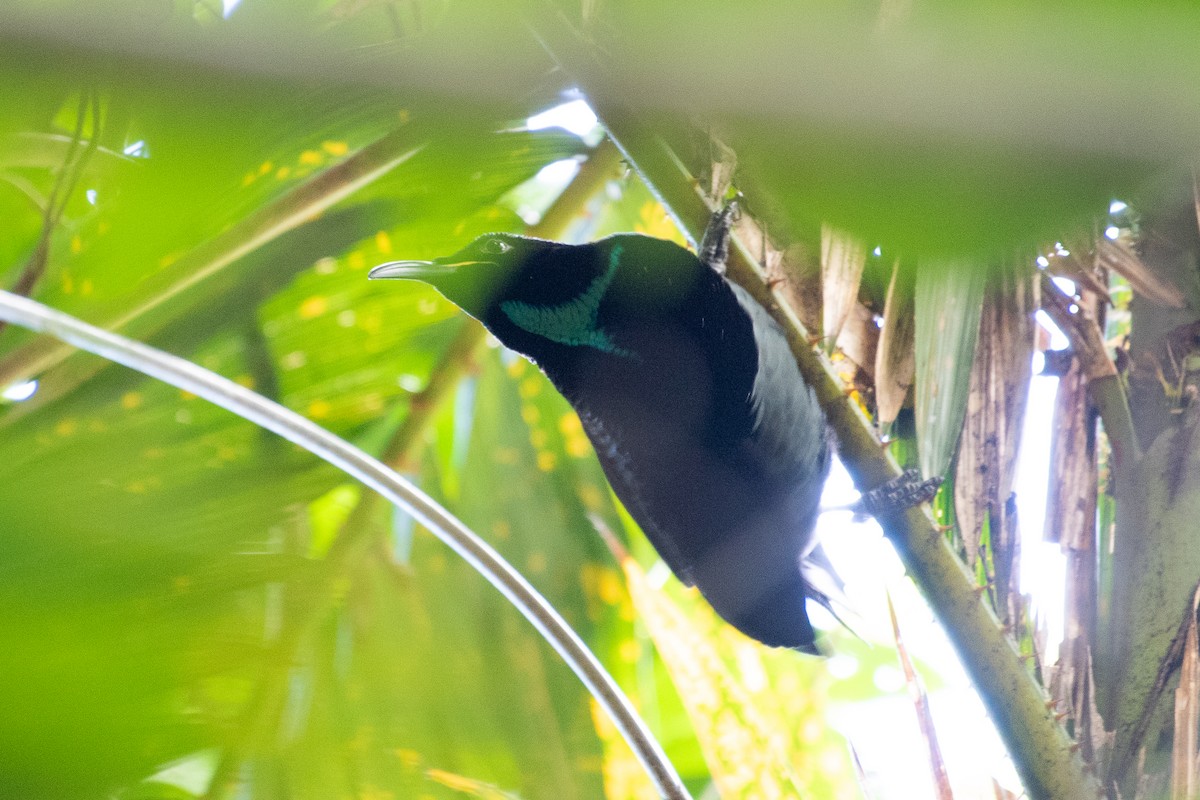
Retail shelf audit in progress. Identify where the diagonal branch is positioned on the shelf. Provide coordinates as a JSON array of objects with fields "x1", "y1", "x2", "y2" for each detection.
[{"x1": 587, "y1": 105, "x2": 1098, "y2": 799}]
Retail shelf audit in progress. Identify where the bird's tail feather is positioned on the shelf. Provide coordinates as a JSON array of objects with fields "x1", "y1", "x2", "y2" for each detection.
[{"x1": 801, "y1": 543, "x2": 868, "y2": 645}]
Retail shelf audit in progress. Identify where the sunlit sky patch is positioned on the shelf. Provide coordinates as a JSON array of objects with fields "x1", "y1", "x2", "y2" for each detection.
[
  {"x1": 816, "y1": 229, "x2": 1102, "y2": 793},
  {"x1": 2, "y1": 379, "x2": 38, "y2": 402},
  {"x1": 502, "y1": 99, "x2": 607, "y2": 224},
  {"x1": 817, "y1": 458, "x2": 1022, "y2": 797},
  {"x1": 1051, "y1": 276, "x2": 1076, "y2": 296},
  {"x1": 526, "y1": 99, "x2": 600, "y2": 139},
  {"x1": 534, "y1": 158, "x2": 581, "y2": 186},
  {"x1": 510, "y1": 156, "x2": 586, "y2": 224}
]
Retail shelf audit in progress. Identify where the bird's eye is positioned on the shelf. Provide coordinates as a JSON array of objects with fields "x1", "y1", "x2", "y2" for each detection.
[{"x1": 482, "y1": 238, "x2": 511, "y2": 255}]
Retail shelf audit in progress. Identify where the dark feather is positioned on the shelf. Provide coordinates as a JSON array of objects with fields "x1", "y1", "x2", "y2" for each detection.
[{"x1": 371, "y1": 229, "x2": 832, "y2": 650}]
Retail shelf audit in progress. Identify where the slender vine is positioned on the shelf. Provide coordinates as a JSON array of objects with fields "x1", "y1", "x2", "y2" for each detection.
[{"x1": 0, "y1": 288, "x2": 691, "y2": 800}]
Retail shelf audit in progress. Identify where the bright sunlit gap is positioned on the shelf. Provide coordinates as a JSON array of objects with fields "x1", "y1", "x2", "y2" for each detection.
[
  {"x1": 816, "y1": 460, "x2": 1021, "y2": 798},
  {"x1": 1036, "y1": 309, "x2": 1069, "y2": 349},
  {"x1": 1109, "y1": 200, "x2": 1128, "y2": 214},
  {"x1": 1052, "y1": 276, "x2": 1077, "y2": 296},
  {"x1": 510, "y1": 155, "x2": 586, "y2": 225},
  {"x1": 525, "y1": 98, "x2": 600, "y2": 139},
  {"x1": 222, "y1": 0, "x2": 243, "y2": 18},
  {"x1": 123, "y1": 140, "x2": 148, "y2": 158},
  {"x1": 2, "y1": 379, "x2": 38, "y2": 402},
  {"x1": 1015, "y1": 348, "x2": 1068, "y2": 654},
  {"x1": 1022, "y1": 305, "x2": 1072, "y2": 659},
  {"x1": 1105, "y1": 225, "x2": 1121, "y2": 240},
  {"x1": 508, "y1": 99, "x2": 605, "y2": 225},
  {"x1": 534, "y1": 158, "x2": 582, "y2": 187},
  {"x1": 815, "y1": 240, "x2": 1094, "y2": 795}
]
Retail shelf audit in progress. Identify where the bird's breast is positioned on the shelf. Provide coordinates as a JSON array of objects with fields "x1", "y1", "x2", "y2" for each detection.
[{"x1": 562, "y1": 321, "x2": 806, "y2": 563}]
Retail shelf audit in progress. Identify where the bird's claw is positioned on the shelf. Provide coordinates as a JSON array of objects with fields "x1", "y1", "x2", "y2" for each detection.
[
  {"x1": 853, "y1": 469, "x2": 942, "y2": 518},
  {"x1": 699, "y1": 196, "x2": 741, "y2": 275}
]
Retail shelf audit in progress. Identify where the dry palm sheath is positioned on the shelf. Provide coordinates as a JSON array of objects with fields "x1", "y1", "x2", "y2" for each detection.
[{"x1": 370, "y1": 203, "x2": 936, "y2": 652}]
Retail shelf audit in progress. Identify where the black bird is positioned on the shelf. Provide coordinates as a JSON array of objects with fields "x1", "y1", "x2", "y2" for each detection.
[{"x1": 370, "y1": 204, "x2": 923, "y2": 651}]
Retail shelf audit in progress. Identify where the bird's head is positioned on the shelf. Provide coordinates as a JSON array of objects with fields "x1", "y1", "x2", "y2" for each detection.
[
  {"x1": 370, "y1": 232, "x2": 695, "y2": 360},
  {"x1": 368, "y1": 233, "x2": 547, "y2": 319}
]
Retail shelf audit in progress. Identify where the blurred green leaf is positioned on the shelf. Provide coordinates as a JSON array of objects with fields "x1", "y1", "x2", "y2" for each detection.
[{"x1": 0, "y1": 62, "x2": 590, "y2": 795}]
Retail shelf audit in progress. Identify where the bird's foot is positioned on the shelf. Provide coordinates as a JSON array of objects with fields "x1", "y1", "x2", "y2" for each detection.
[
  {"x1": 699, "y1": 196, "x2": 741, "y2": 275},
  {"x1": 853, "y1": 469, "x2": 942, "y2": 518}
]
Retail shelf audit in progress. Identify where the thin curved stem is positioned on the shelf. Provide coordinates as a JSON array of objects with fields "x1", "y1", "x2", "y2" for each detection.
[
  {"x1": 206, "y1": 140, "x2": 628, "y2": 797},
  {"x1": 0, "y1": 289, "x2": 690, "y2": 800}
]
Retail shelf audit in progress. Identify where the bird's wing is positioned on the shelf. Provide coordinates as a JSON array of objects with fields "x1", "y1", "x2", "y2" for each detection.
[
  {"x1": 574, "y1": 404, "x2": 700, "y2": 585},
  {"x1": 715, "y1": 281, "x2": 830, "y2": 480}
]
